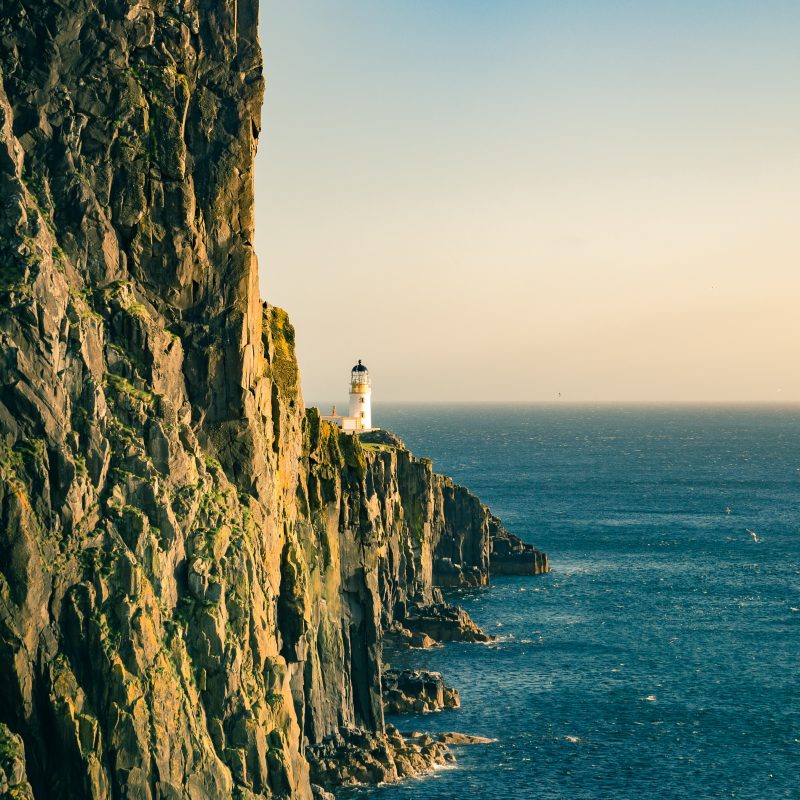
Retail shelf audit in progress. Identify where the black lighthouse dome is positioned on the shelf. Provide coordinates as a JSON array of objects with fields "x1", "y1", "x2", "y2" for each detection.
[{"x1": 351, "y1": 359, "x2": 370, "y2": 387}]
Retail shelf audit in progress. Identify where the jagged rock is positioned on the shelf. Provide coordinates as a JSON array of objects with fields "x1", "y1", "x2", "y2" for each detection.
[
  {"x1": 384, "y1": 622, "x2": 439, "y2": 651},
  {"x1": 490, "y1": 515, "x2": 550, "y2": 575},
  {"x1": 411, "y1": 632, "x2": 439, "y2": 649},
  {"x1": 435, "y1": 732, "x2": 496, "y2": 745},
  {"x1": 306, "y1": 724, "x2": 454, "y2": 790},
  {"x1": 401, "y1": 594, "x2": 495, "y2": 644},
  {"x1": 383, "y1": 669, "x2": 460, "y2": 714}
]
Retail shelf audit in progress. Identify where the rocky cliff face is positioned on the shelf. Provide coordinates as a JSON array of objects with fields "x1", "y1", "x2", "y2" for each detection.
[
  {"x1": 0, "y1": 1, "x2": 547, "y2": 797},
  {"x1": 288, "y1": 411, "x2": 506, "y2": 748}
]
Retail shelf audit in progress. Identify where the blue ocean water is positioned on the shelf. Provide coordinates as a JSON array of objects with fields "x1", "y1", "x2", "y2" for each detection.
[{"x1": 348, "y1": 404, "x2": 800, "y2": 800}]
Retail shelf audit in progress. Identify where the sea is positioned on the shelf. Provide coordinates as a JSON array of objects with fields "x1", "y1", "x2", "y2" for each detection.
[{"x1": 338, "y1": 404, "x2": 800, "y2": 800}]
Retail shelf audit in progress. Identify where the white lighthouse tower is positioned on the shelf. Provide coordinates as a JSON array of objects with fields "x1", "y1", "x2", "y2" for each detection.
[{"x1": 348, "y1": 359, "x2": 372, "y2": 430}]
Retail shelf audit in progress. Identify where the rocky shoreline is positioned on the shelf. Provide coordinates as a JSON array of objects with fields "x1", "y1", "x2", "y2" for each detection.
[
  {"x1": 304, "y1": 581, "x2": 508, "y2": 795},
  {"x1": 307, "y1": 724, "x2": 495, "y2": 799},
  {"x1": 306, "y1": 596, "x2": 492, "y2": 795}
]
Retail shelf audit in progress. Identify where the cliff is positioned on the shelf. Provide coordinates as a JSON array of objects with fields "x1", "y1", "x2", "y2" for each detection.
[{"x1": 0, "y1": 1, "x2": 547, "y2": 798}]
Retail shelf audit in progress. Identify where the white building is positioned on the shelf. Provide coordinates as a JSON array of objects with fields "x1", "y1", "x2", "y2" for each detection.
[{"x1": 321, "y1": 360, "x2": 373, "y2": 433}]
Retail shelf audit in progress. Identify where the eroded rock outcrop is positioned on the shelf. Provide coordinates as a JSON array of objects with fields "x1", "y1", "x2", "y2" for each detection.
[
  {"x1": 490, "y1": 515, "x2": 550, "y2": 575},
  {"x1": 0, "y1": 0, "x2": 548, "y2": 797},
  {"x1": 382, "y1": 669, "x2": 459, "y2": 715},
  {"x1": 307, "y1": 723, "x2": 453, "y2": 793}
]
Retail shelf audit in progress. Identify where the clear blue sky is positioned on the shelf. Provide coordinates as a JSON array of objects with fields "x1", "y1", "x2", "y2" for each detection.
[{"x1": 255, "y1": 1, "x2": 800, "y2": 402}]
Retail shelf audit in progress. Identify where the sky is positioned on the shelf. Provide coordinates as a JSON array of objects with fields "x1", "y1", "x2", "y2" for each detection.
[{"x1": 255, "y1": 1, "x2": 800, "y2": 403}]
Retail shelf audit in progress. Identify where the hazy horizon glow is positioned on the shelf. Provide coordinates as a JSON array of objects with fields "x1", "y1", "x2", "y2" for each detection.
[{"x1": 255, "y1": 1, "x2": 800, "y2": 402}]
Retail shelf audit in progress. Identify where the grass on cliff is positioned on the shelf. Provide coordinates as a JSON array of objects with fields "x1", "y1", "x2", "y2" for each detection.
[
  {"x1": 264, "y1": 304, "x2": 299, "y2": 393},
  {"x1": 104, "y1": 372, "x2": 157, "y2": 407},
  {"x1": 359, "y1": 442, "x2": 394, "y2": 453}
]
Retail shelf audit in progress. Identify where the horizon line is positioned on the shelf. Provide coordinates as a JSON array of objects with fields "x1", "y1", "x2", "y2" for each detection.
[{"x1": 306, "y1": 399, "x2": 800, "y2": 407}]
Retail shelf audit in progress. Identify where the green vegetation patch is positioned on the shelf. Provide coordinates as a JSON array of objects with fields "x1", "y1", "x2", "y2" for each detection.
[
  {"x1": 360, "y1": 442, "x2": 393, "y2": 453},
  {"x1": 264, "y1": 304, "x2": 299, "y2": 392},
  {"x1": 104, "y1": 372, "x2": 157, "y2": 407}
]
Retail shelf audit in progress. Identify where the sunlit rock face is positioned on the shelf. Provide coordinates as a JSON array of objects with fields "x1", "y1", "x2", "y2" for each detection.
[
  {"x1": 0, "y1": 1, "x2": 309, "y2": 794},
  {"x1": 0, "y1": 1, "x2": 546, "y2": 797}
]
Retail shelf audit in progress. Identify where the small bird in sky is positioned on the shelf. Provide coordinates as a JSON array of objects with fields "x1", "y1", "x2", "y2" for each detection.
[
  {"x1": 724, "y1": 507, "x2": 732, "y2": 514},
  {"x1": 746, "y1": 528, "x2": 759, "y2": 543}
]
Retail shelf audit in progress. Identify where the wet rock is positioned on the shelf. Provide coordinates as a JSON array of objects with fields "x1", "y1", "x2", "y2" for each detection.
[
  {"x1": 383, "y1": 669, "x2": 460, "y2": 714},
  {"x1": 306, "y1": 724, "x2": 453, "y2": 791},
  {"x1": 436, "y1": 731, "x2": 496, "y2": 745},
  {"x1": 311, "y1": 784, "x2": 336, "y2": 800},
  {"x1": 490, "y1": 514, "x2": 550, "y2": 575},
  {"x1": 411, "y1": 632, "x2": 439, "y2": 649},
  {"x1": 402, "y1": 594, "x2": 495, "y2": 644}
]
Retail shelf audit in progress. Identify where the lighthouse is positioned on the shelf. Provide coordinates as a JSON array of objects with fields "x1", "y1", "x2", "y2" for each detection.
[
  {"x1": 320, "y1": 360, "x2": 374, "y2": 433},
  {"x1": 348, "y1": 360, "x2": 372, "y2": 430}
]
